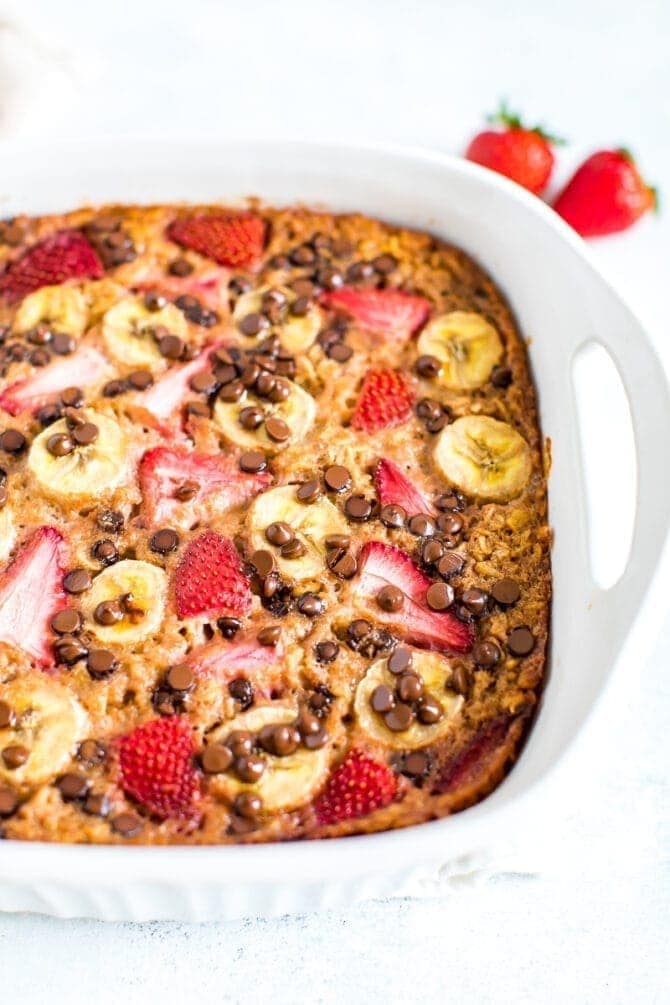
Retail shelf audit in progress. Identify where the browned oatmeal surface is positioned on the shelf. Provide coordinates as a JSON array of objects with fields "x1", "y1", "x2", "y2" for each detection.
[{"x1": 0, "y1": 203, "x2": 550, "y2": 844}]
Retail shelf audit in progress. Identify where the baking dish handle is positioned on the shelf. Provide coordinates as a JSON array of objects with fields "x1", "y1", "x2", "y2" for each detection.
[{"x1": 583, "y1": 293, "x2": 670, "y2": 642}]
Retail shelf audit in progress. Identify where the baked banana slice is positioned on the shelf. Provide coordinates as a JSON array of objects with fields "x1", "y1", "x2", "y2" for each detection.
[
  {"x1": 28, "y1": 410, "x2": 128, "y2": 503},
  {"x1": 81, "y1": 559, "x2": 167, "y2": 646},
  {"x1": 101, "y1": 295, "x2": 188, "y2": 369},
  {"x1": 207, "y1": 704, "x2": 331, "y2": 812},
  {"x1": 355, "y1": 651, "x2": 463, "y2": 750},
  {"x1": 233, "y1": 285, "x2": 323, "y2": 353},
  {"x1": 434, "y1": 415, "x2": 532, "y2": 502},
  {"x1": 13, "y1": 284, "x2": 89, "y2": 338},
  {"x1": 247, "y1": 484, "x2": 348, "y2": 581},
  {"x1": 213, "y1": 381, "x2": 316, "y2": 454},
  {"x1": 0, "y1": 675, "x2": 88, "y2": 788},
  {"x1": 416, "y1": 311, "x2": 503, "y2": 390},
  {"x1": 81, "y1": 278, "x2": 127, "y2": 326}
]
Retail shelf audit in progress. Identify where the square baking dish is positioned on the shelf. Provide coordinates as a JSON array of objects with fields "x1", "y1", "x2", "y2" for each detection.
[{"x1": 0, "y1": 139, "x2": 668, "y2": 921}]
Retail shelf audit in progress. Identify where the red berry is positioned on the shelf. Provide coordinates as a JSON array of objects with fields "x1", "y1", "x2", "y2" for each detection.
[
  {"x1": 0, "y1": 526, "x2": 65, "y2": 668},
  {"x1": 167, "y1": 212, "x2": 266, "y2": 268},
  {"x1": 374, "y1": 457, "x2": 435, "y2": 517},
  {"x1": 465, "y1": 103, "x2": 562, "y2": 195},
  {"x1": 350, "y1": 368, "x2": 414, "y2": 434},
  {"x1": 553, "y1": 149, "x2": 657, "y2": 237},
  {"x1": 0, "y1": 345, "x2": 109, "y2": 416},
  {"x1": 175, "y1": 530, "x2": 252, "y2": 620},
  {"x1": 0, "y1": 230, "x2": 103, "y2": 303},
  {"x1": 118, "y1": 716, "x2": 200, "y2": 820},
  {"x1": 315, "y1": 749, "x2": 397, "y2": 825},
  {"x1": 322, "y1": 287, "x2": 431, "y2": 345}
]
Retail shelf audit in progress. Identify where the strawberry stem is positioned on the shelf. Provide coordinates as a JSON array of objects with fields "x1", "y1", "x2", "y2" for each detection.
[{"x1": 487, "y1": 99, "x2": 566, "y2": 145}]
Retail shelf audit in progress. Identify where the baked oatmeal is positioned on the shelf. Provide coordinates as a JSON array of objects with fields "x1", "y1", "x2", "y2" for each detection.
[{"x1": 0, "y1": 204, "x2": 551, "y2": 843}]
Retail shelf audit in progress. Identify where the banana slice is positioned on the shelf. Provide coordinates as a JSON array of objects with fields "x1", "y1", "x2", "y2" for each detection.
[
  {"x1": 355, "y1": 652, "x2": 463, "y2": 750},
  {"x1": 247, "y1": 485, "x2": 348, "y2": 581},
  {"x1": 0, "y1": 675, "x2": 88, "y2": 788},
  {"x1": 101, "y1": 295, "x2": 188, "y2": 369},
  {"x1": 213, "y1": 381, "x2": 316, "y2": 454},
  {"x1": 81, "y1": 278, "x2": 127, "y2": 326},
  {"x1": 416, "y1": 311, "x2": 503, "y2": 391},
  {"x1": 207, "y1": 704, "x2": 330, "y2": 811},
  {"x1": 28, "y1": 410, "x2": 128, "y2": 503},
  {"x1": 233, "y1": 285, "x2": 323, "y2": 353},
  {"x1": 0, "y1": 505, "x2": 15, "y2": 564},
  {"x1": 434, "y1": 415, "x2": 532, "y2": 502},
  {"x1": 13, "y1": 284, "x2": 88, "y2": 337},
  {"x1": 81, "y1": 559, "x2": 167, "y2": 646}
]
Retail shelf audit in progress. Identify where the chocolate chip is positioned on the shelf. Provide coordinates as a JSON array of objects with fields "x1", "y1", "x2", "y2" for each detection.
[
  {"x1": 297, "y1": 592, "x2": 325, "y2": 617},
  {"x1": 324, "y1": 533, "x2": 350, "y2": 550},
  {"x1": 0, "y1": 429, "x2": 26, "y2": 453},
  {"x1": 402, "y1": 751, "x2": 429, "y2": 778},
  {"x1": 46, "y1": 432, "x2": 74, "y2": 457},
  {"x1": 143, "y1": 290, "x2": 166, "y2": 311},
  {"x1": 294, "y1": 479, "x2": 320, "y2": 504},
  {"x1": 491, "y1": 364, "x2": 513, "y2": 388},
  {"x1": 158, "y1": 334, "x2": 184, "y2": 359},
  {"x1": 377, "y1": 585, "x2": 404, "y2": 612},
  {"x1": 0, "y1": 786, "x2": 18, "y2": 817},
  {"x1": 416, "y1": 397, "x2": 442, "y2": 421},
  {"x1": 103, "y1": 379, "x2": 128, "y2": 397},
  {"x1": 201, "y1": 743, "x2": 233, "y2": 774},
  {"x1": 241, "y1": 363, "x2": 261, "y2": 388},
  {"x1": 371, "y1": 684, "x2": 395, "y2": 713},
  {"x1": 37, "y1": 403, "x2": 63, "y2": 426},
  {"x1": 175, "y1": 480, "x2": 199, "y2": 502},
  {"x1": 227, "y1": 731, "x2": 254, "y2": 757},
  {"x1": 86, "y1": 649, "x2": 119, "y2": 679},
  {"x1": 61, "y1": 386, "x2": 84, "y2": 408},
  {"x1": 290, "y1": 245, "x2": 316, "y2": 266},
  {"x1": 97, "y1": 509, "x2": 124, "y2": 534},
  {"x1": 388, "y1": 646, "x2": 412, "y2": 674},
  {"x1": 235, "y1": 754, "x2": 266, "y2": 783},
  {"x1": 56, "y1": 773, "x2": 90, "y2": 801},
  {"x1": 461, "y1": 588, "x2": 489, "y2": 615},
  {"x1": 218, "y1": 616, "x2": 242, "y2": 638},
  {"x1": 239, "y1": 312, "x2": 268, "y2": 336},
  {"x1": 240, "y1": 450, "x2": 268, "y2": 474},
  {"x1": 327, "y1": 342, "x2": 353, "y2": 362},
  {"x1": 450, "y1": 664, "x2": 472, "y2": 696},
  {"x1": 169, "y1": 257, "x2": 193, "y2": 276},
  {"x1": 250, "y1": 549, "x2": 275, "y2": 578},
  {"x1": 50, "y1": 608, "x2": 81, "y2": 634},
  {"x1": 2, "y1": 745, "x2": 29, "y2": 769},
  {"x1": 397, "y1": 672, "x2": 424, "y2": 703},
  {"x1": 94, "y1": 600, "x2": 124, "y2": 626},
  {"x1": 408, "y1": 514, "x2": 436, "y2": 537},
  {"x1": 228, "y1": 677, "x2": 254, "y2": 709},
  {"x1": 92, "y1": 539, "x2": 118, "y2": 566},
  {"x1": 415, "y1": 354, "x2": 441, "y2": 378},
  {"x1": 30, "y1": 348, "x2": 51, "y2": 367},
  {"x1": 78, "y1": 738, "x2": 107, "y2": 766},
  {"x1": 507, "y1": 626, "x2": 535, "y2": 656},
  {"x1": 219, "y1": 379, "x2": 244, "y2": 402},
  {"x1": 55, "y1": 635, "x2": 88, "y2": 664},
  {"x1": 436, "y1": 552, "x2": 465, "y2": 579},
  {"x1": 426, "y1": 414, "x2": 450, "y2": 434},
  {"x1": 346, "y1": 260, "x2": 374, "y2": 282},
  {"x1": 290, "y1": 295, "x2": 311, "y2": 317},
  {"x1": 239, "y1": 406, "x2": 265, "y2": 431},
  {"x1": 372, "y1": 253, "x2": 397, "y2": 275},
  {"x1": 112, "y1": 812, "x2": 142, "y2": 837},
  {"x1": 83, "y1": 793, "x2": 110, "y2": 817},
  {"x1": 166, "y1": 664, "x2": 194, "y2": 692},
  {"x1": 437, "y1": 512, "x2": 463, "y2": 537},
  {"x1": 0, "y1": 701, "x2": 15, "y2": 728},
  {"x1": 128, "y1": 369, "x2": 154, "y2": 390},
  {"x1": 266, "y1": 521, "x2": 294, "y2": 546},
  {"x1": 186, "y1": 399, "x2": 210, "y2": 418},
  {"x1": 473, "y1": 640, "x2": 501, "y2": 668},
  {"x1": 324, "y1": 465, "x2": 351, "y2": 493},
  {"x1": 422, "y1": 539, "x2": 445, "y2": 565},
  {"x1": 257, "y1": 624, "x2": 281, "y2": 646},
  {"x1": 345, "y1": 494, "x2": 373, "y2": 521},
  {"x1": 417, "y1": 695, "x2": 444, "y2": 724},
  {"x1": 348, "y1": 618, "x2": 371, "y2": 640},
  {"x1": 52, "y1": 332, "x2": 75, "y2": 355},
  {"x1": 315, "y1": 266, "x2": 343, "y2": 291},
  {"x1": 234, "y1": 791, "x2": 263, "y2": 820},
  {"x1": 491, "y1": 578, "x2": 521, "y2": 607},
  {"x1": 265, "y1": 416, "x2": 291, "y2": 442},
  {"x1": 327, "y1": 549, "x2": 357, "y2": 579},
  {"x1": 315, "y1": 640, "x2": 339, "y2": 663},
  {"x1": 426, "y1": 582, "x2": 455, "y2": 611},
  {"x1": 384, "y1": 703, "x2": 414, "y2": 732},
  {"x1": 380, "y1": 504, "x2": 406, "y2": 529},
  {"x1": 150, "y1": 528, "x2": 179, "y2": 554}
]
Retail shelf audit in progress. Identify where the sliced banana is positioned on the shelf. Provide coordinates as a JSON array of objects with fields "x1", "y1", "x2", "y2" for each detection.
[
  {"x1": 81, "y1": 559, "x2": 167, "y2": 646},
  {"x1": 81, "y1": 278, "x2": 127, "y2": 326},
  {"x1": 416, "y1": 311, "x2": 503, "y2": 391},
  {"x1": 28, "y1": 410, "x2": 128, "y2": 503},
  {"x1": 13, "y1": 284, "x2": 88, "y2": 337},
  {"x1": 213, "y1": 381, "x2": 316, "y2": 454},
  {"x1": 101, "y1": 295, "x2": 188, "y2": 369},
  {"x1": 233, "y1": 285, "x2": 323, "y2": 353},
  {"x1": 0, "y1": 675, "x2": 88, "y2": 788},
  {"x1": 208, "y1": 704, "x2": 330, "y2": 811},
  {"x1": 434, "y1": 415, "x2": 532, "y2": 502},
  {"x1": 0, "y1": 505, "x2": 15, "y2": 564},
  {"x1": 247, "y1": 485, "x2": 348, "y2": 581},
  {"x1": 355, "y1": 652, "x2": 463, "y2": 750}
]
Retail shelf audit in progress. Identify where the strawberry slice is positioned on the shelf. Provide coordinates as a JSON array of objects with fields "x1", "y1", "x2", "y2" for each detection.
[
  {"x1": 175, "y1": 530, "x2": 251, "y2": 620},
  {"x1": 0, "y1": 230, "x2": 103, "y2": 304},
  {"x1": 0, "y1": 526, "x2": 65, "y2": 667},
  {"x1": 133, "y1": 264, "x2": 229, "y2": 312},
  {"x1": 433, "y1": 714, "x2": 518, "y2": 795},
  {"x1": 0, "y1": 344, "x2": 110, "y2": 416},
  {"x1": 118, "y1": 715, "x2": 201, "y2": 820},
  {"x1": 374, "y1": 457, "x2": 436, "y2": 517},
  {"x1": 188, "y1": 634, "x2": 284, "y2": 697},
  {"x1": 356, "y1": 541, "x2": 473, "y2": 653},
  {"x1": 350, "y1": 369, "x2": 414, "y2": 434},
  {"x1": 314, "y1": 749, "x2": 397, "y2": 825},
  {"x1": 321, "y1": 287, "x2": 430, "y2": 344},
  {"x1": 139, "y1": 446, "x2": 271, "y2": 527},
  {"x1": 136, "y1": 345, "x2": 218, "y2": 427},
  {"x1": 167, "y1": 212, "x2": 266, "y2": 269}
]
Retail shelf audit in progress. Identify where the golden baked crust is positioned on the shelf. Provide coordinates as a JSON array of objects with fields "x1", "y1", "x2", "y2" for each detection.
[{"x1": 0, "y1": 204, "x2": 551, "y2": 844}]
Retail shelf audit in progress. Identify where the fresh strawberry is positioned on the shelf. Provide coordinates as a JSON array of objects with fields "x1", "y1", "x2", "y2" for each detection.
[
  {"x1": 315, "y1": 748, "x2": 397, "y2": 825},
  {"x1": 374, "y1": 457, "x2": 436, "y2": 517},
  {"x1": 133, "y1": 264, "x2": 229, "y2": 312},
  {"x1": 465, "y1": 102, "x2": 562, "y2": 195},
  {"x1": 321, "y1": 287, "x2": 430, "y2": 344},
  {"x1": 350, "y1": 369, "x2": 414, "y2": 434},
  {"x1": 139, "y1": 445, "x2": 271, "y2": 527},
  {"x1": 0, "y1": 344, "x2": 110, "y2": 416},
  {"x1": 117, "y1": 715, "x2": 201, "y2": 820},
  {"x1": 0, "y1": 526, "x2": 65, "y2": 667},
  {"x1": 187, "y1": 634, "x2": 284, "y2": 698},
  {"x1": 356, "y1": 541, "x2": 473, "y2": 653},
  {"x1": 433, "y1": 714, "x2": 517, "y2": 795},
  {"x1": 0, "y1": 230, "x2": 103, "y2": 303},
  {"x1": 167, "y1": 212, "x2": 266, "y2": 268},
  {"x1": 553, "y1": 149, "x2": 657, "y2": 237},
  {"x1": 175, "y1": 530, "x2": 251, "y2": 620},
  {"x1": 135, "y1": 344, "x2": 219, "y2": 428}
]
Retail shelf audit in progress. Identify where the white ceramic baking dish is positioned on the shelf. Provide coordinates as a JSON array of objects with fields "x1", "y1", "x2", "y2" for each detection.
[{"x1": 0, "y1": 139, "x2": 668, "y2": 922}]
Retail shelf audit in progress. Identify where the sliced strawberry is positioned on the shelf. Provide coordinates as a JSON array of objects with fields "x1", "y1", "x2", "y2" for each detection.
[
  {"x1": 167, "y1": 212, "x2": 266, "y2": 269},
  {"x1": 139, "y1": 445, "x2": 271, "y2": 527},
  {"x1": 0, "y1": 526, "x2": 65, "y2": 667},
  {"x1": 0, "y1": 344, "x2": 110, "y2": 416},
  {"x1": 187, "y1": 634, "x2": 284, "y2": 697},
  {"x1": 350, "y1": 369, "x2": 414, "y2": 434},
  {"x1": 133, "y1": 264, "x2": 229, "y2": 312},
  {"x1": 117, "y1": 715, "x2": 201, "y2": 820},
  {"x1": 356, "y1": 541, "x2": 473, "y2": 654},
  {"x1": 433, "y1": 714, "x2": 518, "y2": 795},
  {"x1": 374, "y1": 457, "x2": 436, "y2": 517},
  {"x1": 0, "y1": 230, "x2": 103, "y2": 304},
  {"x1": 314, "y1": 748, "x2": 397, "y2": 825},
  {"x1": 175, "y1": 530, "x2": 251, "y2": 620},
  {"x1": 321, "y1": 287, "x2": 430, "y2": 345},
  {"x1": 136, "y1": 345, "x2": 218, "y2": 427}
]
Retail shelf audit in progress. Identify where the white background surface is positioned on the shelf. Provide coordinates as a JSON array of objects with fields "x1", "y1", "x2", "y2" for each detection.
[{"x1": 0, "y1": 1, "x2": 669, "y2": 1002}]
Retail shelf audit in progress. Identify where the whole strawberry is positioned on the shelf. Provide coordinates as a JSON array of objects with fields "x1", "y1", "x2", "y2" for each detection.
[
  {"x1": 553, "y1": 149, "x2": 657, "y2": 237},
  {"x1": 465, "y1": 102, "x2": 562, "y2": 195},
  {"x1": 314, "y1": 749, "x2": 397, "y2": 825}
]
